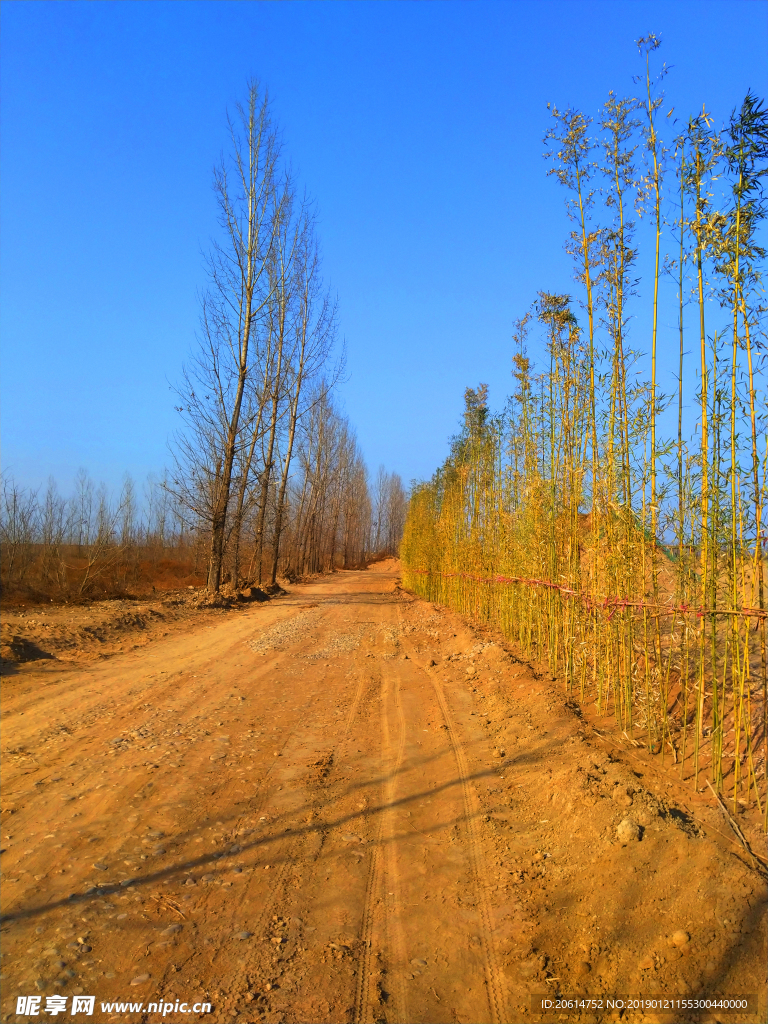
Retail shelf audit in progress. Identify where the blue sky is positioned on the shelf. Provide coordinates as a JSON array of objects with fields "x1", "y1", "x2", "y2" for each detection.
[{"x1": 2, "y1": 0, "x2": 766, "y2": 497}]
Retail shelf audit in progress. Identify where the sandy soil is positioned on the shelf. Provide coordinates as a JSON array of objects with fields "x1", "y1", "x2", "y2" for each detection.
[{"x1": 1, "y1": 564, "x2": 765, "y2": 1024}]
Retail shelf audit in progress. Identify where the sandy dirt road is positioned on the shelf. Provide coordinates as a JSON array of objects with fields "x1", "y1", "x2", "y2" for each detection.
[{"x1": 1, "y1": 564, "x2": 766, "y2": 1024}]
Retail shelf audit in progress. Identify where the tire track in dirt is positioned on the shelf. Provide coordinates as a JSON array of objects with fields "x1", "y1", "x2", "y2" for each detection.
[
  {"x1": 355, "y1": 666, "x2": 409, "y2": 1024},
  {"x1": 212, "y1": 652, "x2": 373, "y2": 1008},
  {"x1": 429, "y1": 672, "x2": 507, "y2": 1024}
]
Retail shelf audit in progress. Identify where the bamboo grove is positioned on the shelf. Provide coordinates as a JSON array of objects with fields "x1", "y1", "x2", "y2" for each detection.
[{"x1": 401, "y1": 41, "x2": 768, "y2": 816}]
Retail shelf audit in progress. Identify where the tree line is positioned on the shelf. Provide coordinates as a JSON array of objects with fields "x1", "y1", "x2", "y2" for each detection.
[
  {"x1": 2, "y1": 81, "x2": 407, "y2": 601},
  {"x1": 168, "y1": 81, "x2": 405, "y2": 593}
]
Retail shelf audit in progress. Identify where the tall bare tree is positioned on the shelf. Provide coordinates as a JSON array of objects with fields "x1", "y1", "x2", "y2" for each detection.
[{"x1": 170, "y1": 81, "x2": 282, "y2": 593}]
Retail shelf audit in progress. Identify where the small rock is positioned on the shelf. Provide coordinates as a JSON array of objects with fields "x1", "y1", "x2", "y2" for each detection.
[
  {"x1": 612, "y1": 787, "x2": 633, "y2": 807},
  {"x1": 229, "y1": 844, "x2": 242, "y2": 854},
  {"x1": 410, "y1": 958, "x2": 428, "y2": 967},
  {"x1": 92, "y1": 863, "x2": 108, "y2": 871},
  {"x1": 35, "y1": 979, "x2": 47, "y2": 991},
  {"x1": 184, "y1": 877, "x2": 196, "y2": 886},
  {"x1": 78, "y1": 945, "x2": 92, "y2": 953},
  {"x1": 575, "y1": 962, "x2": 591, "y2": 977},
  {"x1": 493, "y1": 748, "x2": 505, "y2": 758},
  {"x1": 264, "y1": 982, "x2": 272, "y2": 991},
  {"x1": 202, "y1": 874, "x2": 215, "y2": 882},
  {"x1": 153, "y1": 847, "x2": 166, "y2": 856},
  {"x1": 162, "y1": 924, "x2": 182, "y2": 936},
  {"x1": 672, "y1": 930, "x2": 690, "y2": 947},
  {"x1": 237, "y1": 931, "x2": 252, "y2": 940},
  {"x1": 638, "y1": 955, "x2": 655, "y2": 971},
  {"x1": 119, "y1": 879, "x2": 134, "y2": 887},
  {"x1": 428, "y1": 659, "x2": 437, "y2": 667},
  {"x1": 130, "y1": 974, "x2": 150, "y2": 985},
  {"x1": 116, "y1": 913, "x2": 128, "y2": 921},
  {"x1": 210, "y1": 753, "x2": 226, "y2": 761},
  {"x1": 532, "y1": 852, "x2": 544, "y2": 863},
  {"x1": 270, "y1": 936, "x2": 284, "y2": 945},
  {"x1": 616, "y1": 818, "x2": 641, "y2": 844}
]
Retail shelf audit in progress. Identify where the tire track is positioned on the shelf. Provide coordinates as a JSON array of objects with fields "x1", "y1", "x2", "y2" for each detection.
[
  {"x1": 202, "y1": 642, "x2": 372, "y2": 1000},
  {"x1": 355, "y1": 667, "x2": 409, "y2": 1024},
  {"x1": 429, "y1": 673, "x2": 507, "y2": 1024}
]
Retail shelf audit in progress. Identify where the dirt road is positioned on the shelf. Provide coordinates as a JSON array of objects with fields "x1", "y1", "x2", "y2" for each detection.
[{"x1": 1, "y1": 564, "x2": 766, "y2": 1024}]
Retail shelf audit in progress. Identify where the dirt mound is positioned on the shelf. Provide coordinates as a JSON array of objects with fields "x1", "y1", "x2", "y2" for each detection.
[
  {"x1": 0, "y1": 630, "x2": 55, "y2": 663},
  {"x1": 0, "y1": 593, "x2": 211, "y2": 665},
  {"x1": 366, "y1": 556, "x2": 401, "y2": 572}
]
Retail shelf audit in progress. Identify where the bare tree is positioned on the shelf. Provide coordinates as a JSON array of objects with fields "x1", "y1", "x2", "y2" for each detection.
[{"x1": 170, "y1": 81, "x2": 282, "y2": 593}]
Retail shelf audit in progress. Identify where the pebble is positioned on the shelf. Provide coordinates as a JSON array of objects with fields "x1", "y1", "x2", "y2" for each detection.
[
  {"x1": 162, "y1": 924, "x2": 182, "y2": 936},
  {"x1": 202, "y1": 874, "x2": 216, "y2": 882},
  {"x1": 493, "y1": 748, "x2": 506, "y2": 758},
  {"x1": 35, "y1": 979, "x2": 46, "y2": 991},
  {"x1": 116, "y1": 914, "x2": 128, "y2": 921},
  {"x1": 210, "y1": 753, "x2": 226, "y2": 761},
  {"x1": 147, "y1": 831, "x2": 164, "y2": 839},
  {"x1": 92, "y1": 863, "x2": 108, "y2": 871},
  {"x1": 237, "y1": 931, "x2": 253, "y2": 940},
  {"x1": 130, "y1": 974, "x2": 150, "y2": 985},
  {"x1": 428, "y1": 659, "x2": 437, "y2": 667},
  {"x1": 612, "y1": 787, "x2": 633, "y2": 807},
  {"x1": 153, "y1": 847, "x2": 166, "y2": 856},
  {"x1": 410, "y1": 958, "x2": 428, "y2": 967},
  {"x1": 229, "y1": 844, "x2": 242, "y2": 854},
  {"x1": 616, "y1": 819, "x2": 641, "y2": 844},
  {"x1": 232, "y1": 866, "x2": 243, "y2": 874},
  {"x1": 341, "y1": 834, "x2": 361, "y2": 843},
  {"x1": 79, "y1": 945, "x2": 92, "y2": 953},
  {"x1": 575, "y1": 961, "x2": 591, "y2": 977},
  {"x1": 638, "y1": 955, "x2": 655, "y2": 971},
  {"x1": 672, "y1": 930, "x2": 690, "y2": 947},
  {"x1": 184, "y1": 877, "x2": 196, "y2": 886},
  {"x1": 119, "y1": 879, "x2": 133, "y2": 888}
]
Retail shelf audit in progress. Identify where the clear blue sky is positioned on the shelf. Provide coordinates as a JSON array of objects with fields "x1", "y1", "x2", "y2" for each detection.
[{"x1": 2, "y1": 0, "x2": 766, "y2": 496}]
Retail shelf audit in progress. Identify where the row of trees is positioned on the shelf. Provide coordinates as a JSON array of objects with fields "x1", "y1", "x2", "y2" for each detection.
[
  {"x1": 2, "y1": 83, "x2": 409, "y2": 599},
  {"x1": 0, "y1": 471, "x2": 192, "y2": 597},
  {"x1": 402, "y1": 40, "x2": 768, "y2": 813},
  {"x1": 167, "y1": 81, "x2": 405, "y2": 593},
  {"x1": 1, "y1": 442, "x2": 406, "y2": 599}
]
